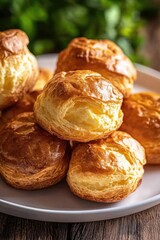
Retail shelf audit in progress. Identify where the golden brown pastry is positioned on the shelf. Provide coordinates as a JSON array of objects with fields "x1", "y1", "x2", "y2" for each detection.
[
  {"x1": 120, "y1": 92, "x2": 160, "y2": 164},
  {"x1": 0, "y1": 68, "x2": 52, "y2": 129},
  {"x1": 0, "y1": 93, "x2": 35, "y2": 129},
  {"x1": 32, "y1": 68, "x2": 52, "y2": 92},
  {"x1": 34, "y1": 70, "x2": 123, "y2": 142},
  {"x1": 55, "y1": 37, "x2": 137, "y2": 97},
  {"x1": 67, "y1": 131, "x2": 146, "y2": 203},
  {"x1": 0, "y1": 29, "x2": 39, "y2": 110},
  {"x1": 0, "y1": 112, "x2": 69, "y2": 190}
]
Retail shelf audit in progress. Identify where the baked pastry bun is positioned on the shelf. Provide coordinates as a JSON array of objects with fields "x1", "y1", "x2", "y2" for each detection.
[
  {"x1": 55, "y1": 37, "x2": 136, "y2": 97},
  {"x1": 0, "y1": 29, "x2": 39, "y2": 110},
  {"x1": 0, "y1": 112, "x2": 69, "y2": 190},
  {"x1": 0, "y1": 93, "x2": 35, "y2": 129},
  {"x1": 0, "y1": 68, "x2": 52, "y2": 129},
  {"x1": 67, "y1": 131, "x2": 146, "y2": 203},
  {"x1": 34, "y1": 70, "x2": 123, "y2": 142},
  {"x1": 120, "y1": 92, "x2": 160, "y2": 164},
  {"x1": 32, "y1": 68, "x2": 52, "y2": 92}
]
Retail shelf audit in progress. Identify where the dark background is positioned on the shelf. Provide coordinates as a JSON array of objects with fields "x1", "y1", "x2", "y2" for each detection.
[{"x1": 0, "y1": 0, "x2": 160, "y2": 69}]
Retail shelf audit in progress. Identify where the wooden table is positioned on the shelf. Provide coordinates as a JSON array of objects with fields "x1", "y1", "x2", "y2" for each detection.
[{"x1": 0, "y1": 205, "x2": 160, "y2": 240}]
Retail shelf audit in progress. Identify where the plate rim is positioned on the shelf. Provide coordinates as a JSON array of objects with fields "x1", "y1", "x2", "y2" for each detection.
[{"x1": 1, "y1": 192, "x2": 160, "y2": 214}]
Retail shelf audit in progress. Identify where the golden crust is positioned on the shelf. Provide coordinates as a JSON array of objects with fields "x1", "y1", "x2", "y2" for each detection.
[
  {"x1": 0, "y1": 93, "x2": 36, "y2": 130},
  {"x1": 0, "y1": 29, "x2": 39, "y2": 110},
  {"x1": 55, "y1": 37, "x2": 137, "y2": 97},
  {"x1": 0, "y1": 29, "x2": 29, "y2": 58},
  {"x1": 32, "y1": 68, "x2": 53, "y2": 92},
  {"x1": 67, "y1": 131, "x2": 146, "y2": 203},
  {"x1": 0, "y1": 112, "x2": 69, "y2": 190},
  {"x1": 120, "y1": 92, "x2": 160, "y2": 164},
  {"x1": 34, "y1": 70, "x2": 123, "y2": 142},
  {"x1": 0, "y1": 68, "x2": 53, "y2": 130}
]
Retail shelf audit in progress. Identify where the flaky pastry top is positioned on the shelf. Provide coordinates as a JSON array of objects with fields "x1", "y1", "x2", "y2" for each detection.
[
  {"x1": 44, "y1": 70, "x2": 123, "y2": 102},
  {"x1": 55, "y1": 37, "x2": 136, "y2": 80},
  {"x1": 72, "y1": 131, "x2": 146, "y2": 175},
  {"x1": 67, "y1": 131, "x2": 146, "y2": 202},
  {"x1": 0, "y1": 112, "x2": 68, "y2": 175},
  {"x1": 120, "y1": 92, "x2": 160, "y2": 164},
  {"x1": 121, "y1": 92, "x2": 160, "y2": 133},
  {"x1": 34, "y1": 70, "x2": 123, "y2": 142},
  {"x1": 0, "y1": 29, "x2": 29, "y2": 58}
]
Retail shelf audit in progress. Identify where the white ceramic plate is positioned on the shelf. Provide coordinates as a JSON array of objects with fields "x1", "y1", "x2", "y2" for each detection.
[{"x1": 0, "y1": 55, "x2": 160, "y2": 222}]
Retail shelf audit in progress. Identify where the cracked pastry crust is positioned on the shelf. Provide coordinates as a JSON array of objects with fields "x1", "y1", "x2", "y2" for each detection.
[
  {"x1": 34, "y1": 70, "x2": 123, "y2": 142},
  {"x1": 120, "y1": 92, "x2": 160, "y2": 164},
  {"x1": 0, "y1": 29, "x2": 39, "y2": 110},
  {"x1": 67, "y1": 131, "x2": 146, "y2": 203},
  {"x1": 55, "y1": 37, "x2": 137, "y2": 97},
  {"x1": 0, "y1": 112, "x2": 69, "y2": 190}
]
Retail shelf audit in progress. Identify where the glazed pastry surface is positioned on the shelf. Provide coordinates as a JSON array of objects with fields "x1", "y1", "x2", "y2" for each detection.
[
  {"x1": 120, "y1": 92, "x2": 160, "y2": 164},
  {"x1": 67, "y1": 131, "x2": 146, "y2": 203},
  {"x1": 0, "y1": 29, "x2": 38, "y2": 110},
  {"x1": 55, "y1": 37, "x2": 137, "y2": 97},
  {"x1": 0, "y1": 112, "x2": 69, "y2": 190},
  {"x1": 34, "y1": 70, "x2": 123, "y2": 142}
]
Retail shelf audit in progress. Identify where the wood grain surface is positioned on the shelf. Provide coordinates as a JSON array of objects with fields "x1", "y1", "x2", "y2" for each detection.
[{"x1": 0, "y1": 204, "x2": 160, "y2": 240}]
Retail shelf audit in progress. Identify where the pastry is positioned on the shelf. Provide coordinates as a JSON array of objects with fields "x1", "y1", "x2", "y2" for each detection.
[
  {"x1": 0, "y1": 112, "x2": 69, "y2": 190},
  {"x1": 0, "y1": 68, "x2": 52, "y2": 129},
  {"x1": 34, "y1": 70, "x2": 123, "y2": 142},
  {"x1": 120, "y1": 92, "x2": 160, "y2": 164},
  {"x1": 32, "y1": 68, "x2": 52, "y2": 92},
  {"x1": 0, "y1": 29, "x2": 39, "y2": 110},
  {"x1": 67, "y1": 131, "x2": 146, "y2": 203},
  {"x1": 0, "y1": 93, "x2": 35, "y2": 130},
  {"x1": 55, "y1": 37, "x2": 137, "y2": 97}
]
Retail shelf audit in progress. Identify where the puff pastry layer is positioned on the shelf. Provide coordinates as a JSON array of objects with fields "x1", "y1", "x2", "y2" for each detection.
[
  {"x1": 120, "y1": 92, "x2": 160, "y2": 164},
  {"x1": 34, "y1": 70, "x2": 123, "y2": 142},
  {"x1": 0, "y1": 112, "x2": 69, "y2": 190},
  {"x1": 67, "y1": 131, "x2": 146, "y2": 203},
  {"x1": 55, "y1": 37, "x2": 137, "y2": 97},
  {"x1": 0, "y1": 29, "x2": 39, "y2": 110}
]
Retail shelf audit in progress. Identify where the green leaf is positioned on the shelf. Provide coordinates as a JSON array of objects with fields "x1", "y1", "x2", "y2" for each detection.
[
  {"x1": 23, "y1": 3, "x2": 47, "y2": 22},
  {"x1": 0, "y1": 0, "x2": 156, "y2": 63},
  {"x1": 64, "y1": 5, "x2": 88, "y2": 26},
  {"x1": 32, "y1": 39, "x2": 54, "y2": 55},
  {"x1": 18, "y1": 14, "x2": 36, "y2": 38},
  {"x1": 117, "y1": 37, "x2": 133, "y2": 56},
  {"x1": 105, "y1": 5, "x2": 120, "y2": 27}
]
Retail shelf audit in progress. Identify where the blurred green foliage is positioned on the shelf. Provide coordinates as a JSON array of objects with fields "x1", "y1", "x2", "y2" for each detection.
[{"x1": 0, "y1": 0, "x2": 159, "y2": 63}]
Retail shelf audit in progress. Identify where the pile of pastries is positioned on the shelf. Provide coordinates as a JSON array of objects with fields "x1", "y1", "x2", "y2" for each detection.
[{"x1": 0, "y1": 29, "x2": 159, "y2": 203}]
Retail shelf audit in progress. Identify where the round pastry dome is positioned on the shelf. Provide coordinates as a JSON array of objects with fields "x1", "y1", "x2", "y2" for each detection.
[
  {"x1": 0, "y1": 29, "x2": 39, "y2": 110},
  {"x1": 55, "y1": 37, "x2": 137, "y2": 98},
  {"x1": 120, "y1": 92, "x2": 160, "y2": 164},
  {"x1": 34, "y1": 70, "x2": 123, "y2": 142},
  {"x1": 67, "y1": 131, "x2": 146, "y2": 203},
  {"x1": 0, "y1": 112, "x2": 69, "y2": 190}
]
